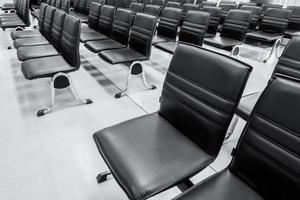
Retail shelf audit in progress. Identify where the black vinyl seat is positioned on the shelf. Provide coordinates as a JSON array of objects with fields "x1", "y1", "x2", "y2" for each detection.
[
  {"x1": 93, "y1": 43, "x2": 252, "y2": 200},
  {"x1": 129, "y1": 2, "x2": 144, "y2": 13},
  {"x1": 17, "y1": 10, "x2": 67, "y2": 61},
  {"x1": 202, "y1": 6, "x2": 222, "y2": 37},
  {"x1": 13, "y1": 5, "x2": 56, "y2": 48},
  {"x1": 240, "y1": 5, "x2": 262, "y2": 30},
  {"x1": 155, "y1": 11, "x2": 210, "y2": 54},
  {"x1": 284, "y1": 6, "x2": 300, "y2": 38},
  {"x1": 99, "y1": 13, "x2": 157, "y2": 98},
  {"x1": 84, "y1": 8, "x2": 133, "y2": 53},
  {"x1": 11, "y1": 3, "x2": 48, "y2": 40},
  {"x1": 144, "y1": 4, "x2": 162, "y2": 17},
  {"x1": 80, "y1": 5, "x2": 115, "y2": 42},
  {"x1": 152, "y1": 7, "x2": 182, "y2": 45},
  {"x1": 166, "y1": 2, "x2": 181, "y2": 9},
  {"x1": 21, "y1": 15, "x2": 92, "y2": 116},
  {"x1": 218, "y1": 3, "x2": 237, "y2": 24},
  {"x1": 81, "y1": 2, "x2": 102, "y2": 32},
  {"x1": 172, "y1": 75, "x2": 300, "y2": 200},
  {"x1": 204, "y1": 10, "x2": 252, "y2": 51}
]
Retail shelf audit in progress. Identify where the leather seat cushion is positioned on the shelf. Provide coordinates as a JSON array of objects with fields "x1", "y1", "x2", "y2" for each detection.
[
  {"x1": 11, "y1": 30, "x2": 42, "y2": 40},
  {"x1": 1, "y1": 3, "x2": 16, "y2": 10},
  {"x1": 17, "y1": 44, "x2": 60, "y2": 61},
  {"x1": 284, "y1": 29, "x2": 300, "y2": 38},
  {"x1": 0, "y1": 16, "x2": 22, "y2": 22},
  {"x1": 246, "y1": 31, "x2": 282, "y2": 43},
  {"x1": 70, "y1": 11, "x2": 88, "y2": 23},
  {"x1": 154, "y1": 41, "x2": 178, "y2": 54},
  {"x1": 14, "y1": 36, "x2": 49, "y2": 48},
  {"x1": 204, "y1": 37, "x2": 241, "y2": 49},
  {"x1": 99, "y1": 48, "x2": 148, "y2": 64},
  {"x1": 0, "y1": 13, "x2": 18, "y2": 18},
  {"x1": 80, "y1": 23, "x2": 94, "y2": 33},
  {"x1": 94, "y1": 113, "x2": 213, "y2": 200},
  {"x1": 0, "y1": 20, "x2": 26, "y2": 28},
  {"x1": 21, "y1": 55, "x2": 75, "y2": 80},
  {"x1": 173, "y1": 170, "x2": 264, "y2": 200},
  {"x1": 84, "y1": 39, "x2": 125, "y2": 53},
  {"x1": 204, "y1": 33, "x2": 215, "y2": 38},
  {"x1": 80, "y1": 30, "x2": 109, "y2": 42},
  {"x1": 152, "y1": 35, "x2": 173, "y2": 45},
  {"x1": 236, "y1": 92, "x2": 261, "y2": 121}
]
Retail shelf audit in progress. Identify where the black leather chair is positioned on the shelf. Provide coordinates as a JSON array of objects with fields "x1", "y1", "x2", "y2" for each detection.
[
  {"x1": 129, "y1": 2, "x2": 144, "y2": 13},
  {"x1": 218, "y1": 3, "x2": 237, "y2": 24},
  {"x1": 152, "y1": 0, "x2": 165, "y2": 7},
  {"x1": 245, "y1": 8, "x2": 292, "y2": 63},
  {"x1": 144, "y1": 4, "x2": 162, "y2": 17},
  {"x1": 11, "y1": 3, "x2": 48, "y2": 40},
  {"x1": 69, "y1": 0, "x2": 89, "y2": 22},
  {"x1": 81, "y1": 2, "x2": 102, "y2": 32},
  {"x1": 204, "y1": 10, "x2": 252, "y2": 51},
  {"x1": 1, "y1": 0, "x2": 18, "y2": 11},
  {"x1": 84, "y1": 8, "x2": 133, "y2": 52},
  {"x1": 98, "y1": 13, "x2": 157, "y2": 98},
  {"x1": 49, "y1": 0, "x2": 56, "y2": 6},
  {"x1": 93, "y1": 43, "x2": 252, "y2": 200},
  {"x1": 172, "y1": 74, "x2": 300, "y2": 200},
  {"x1": 17, "y1": 10, "x2": 67, "y2": 61},
  {"x1": 237, "y1": 1, "x2": 256, "y2": 9},
  {"x1": 155, "y1": 11, "x2": 210, "y2": 54},
  {"x1": 166, "y1": 2, "x2": 181, "y2": 9},
  {"x1": 285, "y1": 6, "x2": 300, "y2": 38},
  {"x1": 13, "y1": 6, "x2": 56, "y2": 48},
  {"x1": 200, "y1": 1, "x2": 217, "y2": 8},
  {"x1": 181, "y1": 4, "x2": 200, "y2": 24},
  {"x1": 21, "y1": 15, "x2": 92, "y2": 117},
  {"x1": 152, "y1": 7, "x2": 182, "y2": 45},
  {"x1": 259, "y1": 3, "x2": 282, "y2": 21},
  {"x1": 195, "y1": 0, "x2": 203, "y2": 5},
  {"x1": 141, "y1": 0, "x2": 152, "y2": 5},
  {"x1": 202, "y1": 6, "x2": 221, "y2": 37},
  {"x1": 80, "y1": 5, "x2": 115, "y2": 42},
  {"x1": 240, "y1": 5, "x2": 262, "y2": 30}
]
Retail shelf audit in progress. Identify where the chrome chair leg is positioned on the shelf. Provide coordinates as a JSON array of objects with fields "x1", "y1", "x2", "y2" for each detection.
[
  {"x1": 263, "y1": 38, "x2": 282, "y2": 63},
  {"x1": 230, "y1": 45, "x2": 240, "y2": 58},
  {"x1": 225, "y1": 115, "x2": 239, "y2": 140}
]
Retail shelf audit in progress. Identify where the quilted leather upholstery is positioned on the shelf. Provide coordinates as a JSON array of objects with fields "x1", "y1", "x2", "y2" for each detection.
[{"x1": 203, "y1": 6, "x2": 222, "y2": 37}]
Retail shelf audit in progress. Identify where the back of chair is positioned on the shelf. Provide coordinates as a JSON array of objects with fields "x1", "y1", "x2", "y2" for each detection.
[
  {"x1": 260, "y1": 8, "x2": 292, "y2": 34},
  {"x1": 144, "y1": 4, "x2": 162, "y2": 16},
  {"x1": 261, "y1": 3, "x2": 282, "y2": 17},
  {"x1": 38, "y1": 3, "x2": 48, "y2": 33},
  {"x1": 98, "y1": 5, "x2": 115, "y2": 36},
  {"x1": 182, "y1": 4, "x2": 200, "y2": 18},
  {"x1": 61, "y1": 15, "x2": 81, "y2": 68},
  {"x1": 111, "y1": 8, "x2": 133, "y2": 45},
  {"x1": 219, "y1": 3, "x2": 237, "y2": 22},
  {"x1": 129, "y1": 3, "x2": 144, "y2": 13},
  {"x1": 55, "y1": 0, "x2": 61, "y2": 8},
  {"x1": 79, "y1": 0, "x2": 88, "y2": 13},
  {"x1": 230, "y1": 76, "x2": 300, "y2": 199},
  {"x1": 141, "y1": 0, "x2": 152, "y2": 5},
  {"x1": 237, "y1": 2, "x2": 256, "y2": 9},
  {"x1": 61, "y1": 0, "x2": 70, "y2": 12},
  {"x1": 201, "y1": 1, "x2": 217, "y2": 7},
  {"x1": 73, "y1": 0, "x2": 80, "y2": 11},
  {"x1": 129, "y1": 13, "x2": 157, "y2": 58},
  {"x1": 166, "y1": 2, "x2": 181, "y2": 8},
  {"x1": 87, "y1": 2, "x2": 102, "y2": 30},
  {"x1": 43, "y1": 6, "x2": 56, "y2": 40},
  {"x1": 46, "y1": 0, "x2": 51, "y2": 4},
  {"x1": 240, "y1": 5, "x2": 262, "y2": 30},
  {"x1": 51, "y1": 10, "x2": 67, "y2": 50},
  {"x1": 50, "y1": 0, "x2": 56, "y2": 6},
  {"x1": 287, "y1": 6, "x2": 300, "y2": 31},
  {"x1": 203, "y1": 6, "x2": 221, "y2": 36},
  {"x1": 18, "y1": 0, "x2": 30, "y2": 26},
  {"x1": 220, "y1": 10, "x2": 252, "y2": 42},
  {"x1": 179, "y1": 11, "x2": 210, "y2": 46},
  {"x1": 152, "y1": 0, "x2": 165, "y2": 7},
  {"x1": 159, "y1": 43, "x2": 252, "y2": 156},
  {"x1": 157, "y1": 7, "x2": 182, "y2": 40}
]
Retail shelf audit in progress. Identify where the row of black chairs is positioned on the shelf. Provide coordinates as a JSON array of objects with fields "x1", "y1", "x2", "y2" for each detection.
[
  {"x1": 31, "y1": 0, "x2": 70, "y2": 18},
  {"x1": 92, "y1": 36, "x2": 300, "y2": 200}
]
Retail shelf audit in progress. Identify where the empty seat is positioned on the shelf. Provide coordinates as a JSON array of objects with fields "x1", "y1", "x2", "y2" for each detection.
[
  {"x1": 81, "y1": 2, "x2": 102, "y2": 32},
  {"x1": 144, "y1": 4, "x2": 162, "y2": 17},
  {"x1": 240, "y1": 5, "x2": 262, "y2": 30},
  {"x1": 218, "y1": 3, "x2": 237, "y2": 24},
  {"x1": 80, "y1": 5, "x2": 115, "y2": 42},
  {"x1": 203, "y1": 6, "x2": 222, "y2": 37},
  {"x1": 129, "y1": 3, "x2": 144, "y2": 13},
  {"x1": 84, "y1": 8, "x2": 133, "y2": 52},
  {"x1": 21, "y1": 15, "x2": 92, "y2": 116},
  {"x1": 155, "y1": 11, "x2": 210, "y2": 54},
  {"x1": 204, "y1": 10, "x2": 252, "y2": 50},
  {"x1": 93, "y1": 43, "x2": 252, "y2": 200},
  {"x1": 166, "y1": 2, "x2": 181, "y2": 9},
  {"x1": 152, "y1": 7, "x2": 182, "y2": 44},
  {"x1": 173, "y1": 75, "x2": 300, "y2": 200},
  {"x1": 285, "y1": 6, "x2": 300, "y2": 38}
]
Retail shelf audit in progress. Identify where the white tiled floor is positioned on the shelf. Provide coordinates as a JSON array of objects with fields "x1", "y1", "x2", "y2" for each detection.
[{"x1": 0, "y1": 21, "x2": 284, "y2": 200}]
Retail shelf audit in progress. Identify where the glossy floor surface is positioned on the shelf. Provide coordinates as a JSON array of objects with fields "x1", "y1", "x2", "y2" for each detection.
[{"x1": 0, "y1": 18, "x2": 284, "y2": 200}]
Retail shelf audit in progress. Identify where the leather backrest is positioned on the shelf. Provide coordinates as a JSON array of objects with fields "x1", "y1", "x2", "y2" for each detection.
[
  {"x1": 50, "y1": 0, "x2": 56, "y2": 6},
  {"x1": 201, "y1": 1, "x2": 217, "y2": 7},
  {"x1": 111, "y1": 8, "x2": 133, "y2": 45},
  {"x1": 261, "y1": 3, "x2": 282, "y2": 13},
  {"x1": 88, "y1": 2, "x2": 102, "y2": 30},
  {"x1": 203, "y1": 6, "x2": 221, "y2": 36},
  {"x1": 159, "y1": 43, "x2": 252, "y2": 156},
  {"x1": 219, "y1": 3, "x2": 237, "y2": 18},
  {"x1": 129, "y1": 13, "x2": 157, "y2": 57},
  {"x1": 129, "y1": 3, "x2": 144, "y2": 13},
  {"x1": 157, "y1": 7, "x2": 182, "y2": 40},
  {"x1": 43, "y1": 6, "x2": 56, "y2": 40},
  {"x1": 287, "y1": 6, "x2": 300, "y2": 30},
  {"x1": 61, "y1": 15, "x2": 81, "y2": 68},
  {"x1": 106, "y1": 0, "x2": 116, "y2": 6},
  {"x1": 61, "y1": 0, "x2": 70, "y2": 12},
  {"x1": 179, "y1": 11, "x2": 210, "y2": 46},
  {"x1": 230, "y1": 76, "x2": 300, "y2": 199},
  {"x1": 144, "y1": 4, "x2": 162, "y2": 16},
  {"x1": 55, "y1": 0, "x2": 61, "y2": 8},
  {"x1": 16, "y1": 0, "x2": 30, "y2": 25},
  {"x1": 237, "y1": 2, "x2": 256, "y2": 9},
  {"x1": 38, "y1": 3, "x2": 48, "y2": 32},
  {"x1": 79, "y1": 0, "x2": 88, "y2": 13},
  {"x1": 152, "y1": 0, "x2": 165, "y2": 7},
  {"x1": 166, "y1": 2, "x2": 181, "y2": 8},
  {"x1": 182, "y1": 3, "x2": 200, "y2": 17},
  {"x1": 46, "y1": 0, "x2": 51, "y2": 4},
  {"x1": 260, "y1": 8, "x2": 292, "y2": 34},
  {"x1": 273, "y1": 36, "x2": 300, "y2": 79},
  {"x1": 98, "y1": 5, "x2": 115, "y2": 36},
  {"x1": 196, "y1": 0, "x2": 203, "y2": 4},
  {"x1": 240, "y1": 6, "x2": 262, "y2": 30},
  {"x1": 73, "y1": 0, "x2": 80, "y2": 11},
  {"x1": 51, "y1": 9, "x2": 66, "y2": 50},
  {"x1": 141, "y1": 0, "x2": 152, "y2": 5},
  {"x1": 220, "y1": 10, "x2": 252, "y2": 41}
]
